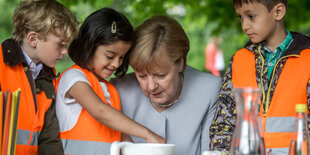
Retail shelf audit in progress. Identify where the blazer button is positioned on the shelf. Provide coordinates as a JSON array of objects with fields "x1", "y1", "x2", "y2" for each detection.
[
  {"x1": 52, "y1": 95, "x2": 55, "y2": 99},
  {"x1": 7, "y1": 50, "x2": 11, "y2": 53},
  {"x1": 24, "y1": 67, "x2": 28, "y2": 72},
  {"x1": 36, "y1": 88, "x2": 40, "y2": 93}
]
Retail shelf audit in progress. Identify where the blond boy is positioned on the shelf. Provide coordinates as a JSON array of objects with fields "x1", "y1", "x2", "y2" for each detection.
[{"x1": 0, "y1": 0, "x2": 78, "y2": 154}]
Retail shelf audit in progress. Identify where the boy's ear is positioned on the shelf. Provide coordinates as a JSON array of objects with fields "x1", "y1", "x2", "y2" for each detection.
[
  {"x1": 273, "y1": 3, "x2": 286, "y2": 21},
  {"x1": 26, "y1": 32, "x2": 39, "y2": 48}
]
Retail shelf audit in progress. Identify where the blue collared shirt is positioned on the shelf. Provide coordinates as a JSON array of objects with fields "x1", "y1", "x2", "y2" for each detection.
[{"x1": 21, "y1": 47, "x2": 43, "y2": 80}]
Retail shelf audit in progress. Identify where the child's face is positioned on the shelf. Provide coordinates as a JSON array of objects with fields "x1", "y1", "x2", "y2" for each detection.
[
  {"x1": 34, "y1": 33, "x2": 68, "y2": 67},
  {"x1": 88, "y1": 41, "x2": 131, "y2": 79},
  {"x1": 235, "y1": 2, "x2": 277, "y2": 44}
]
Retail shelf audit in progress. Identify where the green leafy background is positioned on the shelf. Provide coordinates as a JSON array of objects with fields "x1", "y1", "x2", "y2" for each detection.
[{"x1": 1, "y1": 0, "x2": 309, "y2": 74}]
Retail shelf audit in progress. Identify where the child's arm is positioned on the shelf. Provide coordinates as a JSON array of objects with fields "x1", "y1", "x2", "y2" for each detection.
[
  {"x1": 209, "y1": 57, "x2": 235, "y2": 153},
  {"x1": 67, "y1": 81, "x2": 166, "y2": 143},
  {"x1": 121, "y1": 133, "x2": 133, "y2": 142}
]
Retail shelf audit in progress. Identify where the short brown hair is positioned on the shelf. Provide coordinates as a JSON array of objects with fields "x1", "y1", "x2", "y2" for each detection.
[
  {"x1": 233, "y1": 0, "x2": 287, "y2": 11},
  {"x1": 130, "y1": 15, "x2": 190, "y2": 72},
  {"x1": 12, "y1": 0, "x2": 78, "y2": 44}
]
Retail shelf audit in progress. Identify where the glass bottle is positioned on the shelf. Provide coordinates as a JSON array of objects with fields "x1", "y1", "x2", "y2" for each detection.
[
  {"x1": 289, "y1": 104, "x2": 309, "y2": 155},
  {"x1": 229, "y1": 87, "x2": 265, "y2": 155}
]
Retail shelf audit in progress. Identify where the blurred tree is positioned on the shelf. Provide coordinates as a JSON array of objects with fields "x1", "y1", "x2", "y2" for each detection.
[
  {"x1": 2, "y1": 0, "x2": 310, "y2": 42},
  {"x1": 0, "y1": 0, "x2": 19, "y2": 42},
  {"x1": 1, "y1": 0, "x2": 310, "y2": 73}
]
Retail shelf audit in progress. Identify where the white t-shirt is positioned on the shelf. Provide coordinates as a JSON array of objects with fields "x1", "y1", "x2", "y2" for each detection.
[
  {"x1": 215, "y1": 50, "x2": 225, "y2": 71},
  {"x1": 56, "y1": 68, "x2": 111, "y2": 132}
]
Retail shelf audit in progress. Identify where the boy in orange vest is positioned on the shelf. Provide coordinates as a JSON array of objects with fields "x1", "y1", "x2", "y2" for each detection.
[
  {"x1": 0, "y1": 0, "x2": 78, "y2": 154},
  {"x1": 209, "y1": 0, "x2": 310, "y2": 154}
]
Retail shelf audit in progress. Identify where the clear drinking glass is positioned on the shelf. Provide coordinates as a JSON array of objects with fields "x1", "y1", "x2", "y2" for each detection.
[{"x1": 229, "y1": 87, "x2": 265, "y2": 155}]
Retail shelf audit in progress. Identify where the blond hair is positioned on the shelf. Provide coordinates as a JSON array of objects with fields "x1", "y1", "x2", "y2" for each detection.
[
  {"x1": 12, "y1": 0, "x2": 78, "y2": 44},
  {"x1": 130, "y1": 15, "x2": 190, "y2": 72}
]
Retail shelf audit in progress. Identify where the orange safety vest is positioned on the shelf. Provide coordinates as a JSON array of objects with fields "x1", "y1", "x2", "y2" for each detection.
[
  {"x1": 0, "y1": 45, "x2": 54, "y2": 154},
  {"x1": 232, "y1": 48, "x2": 310, "y2": 154},
  {"x1": 56, "y1": 65, "x2": 121, "y2": 154}
]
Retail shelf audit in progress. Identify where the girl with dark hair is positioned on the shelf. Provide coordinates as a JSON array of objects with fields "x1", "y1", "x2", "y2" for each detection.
[{"x1": 55, "y1": 8, "x2": 165, "y2": 154}]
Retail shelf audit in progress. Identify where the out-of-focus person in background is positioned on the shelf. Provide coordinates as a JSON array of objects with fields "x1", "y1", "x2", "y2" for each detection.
[{"x1": 205, "y1": 36, "x2": 225, "y2": 77}]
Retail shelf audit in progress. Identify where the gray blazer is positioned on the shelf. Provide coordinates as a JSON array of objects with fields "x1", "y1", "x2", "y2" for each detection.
[{"x1": 112, "y1": 66, "x2": 222, "y2": 155}]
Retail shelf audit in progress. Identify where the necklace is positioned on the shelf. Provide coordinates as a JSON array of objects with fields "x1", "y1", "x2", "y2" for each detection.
[{"x1": 157, "y1": 74, "x2": 184, "y2": 108}]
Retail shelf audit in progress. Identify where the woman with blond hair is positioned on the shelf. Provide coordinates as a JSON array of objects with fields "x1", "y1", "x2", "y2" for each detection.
[{"x1": 112, "y1": 15, "x2": 222, "y2": 155}]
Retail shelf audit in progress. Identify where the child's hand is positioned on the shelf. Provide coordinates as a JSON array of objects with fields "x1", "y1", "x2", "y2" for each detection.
[{"x1": 145, "y1": 131, "x2": 166, "y2": 144}]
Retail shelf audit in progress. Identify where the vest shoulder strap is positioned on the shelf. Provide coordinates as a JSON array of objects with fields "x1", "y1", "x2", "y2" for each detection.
[{"x1": 232, "y1": 48, "x2": 258, "y2": 88}]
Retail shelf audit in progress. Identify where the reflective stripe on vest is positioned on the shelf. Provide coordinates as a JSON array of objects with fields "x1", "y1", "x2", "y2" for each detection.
[
  {"x1": 266, "y1": 148, "x2": 289, "y2": 155},
  {"x1": 61, "y1": 139, "x2": 111, "y2": 155},
  {"x1": 265, "y1": 117, "x2": 295, "y2": 133},
  {"x1": 258, "y1": 117, "x2": 295, "y2": 133},
  {"x1": 232, "y1": 48, "x2": 310, "y2": 154},
  {"x1": 16, "y1": 129, "x2": 40, "y2": 146}
]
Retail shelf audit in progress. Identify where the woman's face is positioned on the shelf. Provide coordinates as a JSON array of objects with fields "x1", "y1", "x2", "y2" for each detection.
[
  {"x1": 134, "y1": 50, "x2": 183, "y2": 108},
  {"x1": 89, "y1": 40, "x2": 131, "y2": 79}
]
